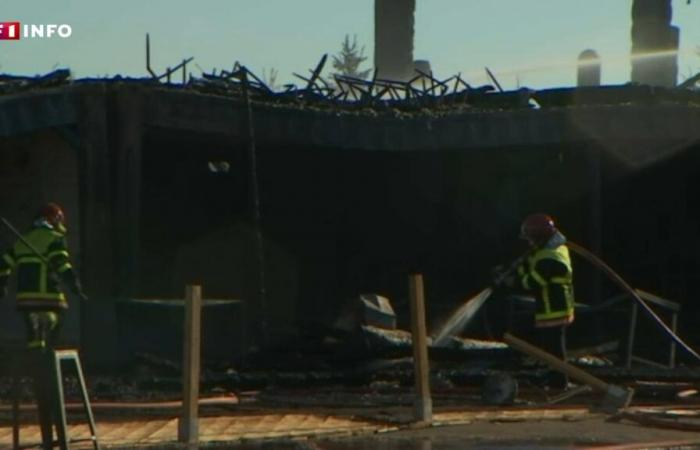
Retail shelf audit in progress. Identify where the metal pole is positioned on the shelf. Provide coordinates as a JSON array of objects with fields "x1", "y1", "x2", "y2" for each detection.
[
  {"x1": 670, "y1": 312, "x2": 678, "y2": 368},
  {"x1": 626, "y1": 302, "x2": 638, "y2": 369},
  {"x1": 52, "y1": 352, "x2": 69, "y2": 450},
  {"x1": 145, "y1": 34, "x2": 157, "y2": 78},
  {"x1": 409, "y1": 273, "x2": 432, "y2": 423},
  {"x1": 485, "y1": 67, "x2": 504, "y2": 93}
]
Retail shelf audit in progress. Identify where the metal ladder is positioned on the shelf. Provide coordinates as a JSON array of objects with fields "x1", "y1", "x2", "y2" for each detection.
[{"x1": 12, "y1": 349, "x2": 99, "y2": 450}]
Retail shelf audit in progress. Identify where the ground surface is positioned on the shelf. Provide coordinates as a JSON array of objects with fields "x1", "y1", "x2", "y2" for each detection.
[
  {"x1": 320, "y1": 419, "x2": 700, "y2": 450},
  {"x1": 3, "y1": 398, "x2": 700, "y2": 449},
  {"x1": 4, "y1": 367, "x2": 700, "y2": 449}
]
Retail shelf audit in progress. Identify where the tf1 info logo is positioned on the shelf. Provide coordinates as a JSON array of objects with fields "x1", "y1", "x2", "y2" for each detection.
[{"x1": 0, "y1": 22, "x2": 73, "y2": 40}]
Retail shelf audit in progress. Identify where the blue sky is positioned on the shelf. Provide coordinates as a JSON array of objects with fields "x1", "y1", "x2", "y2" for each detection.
[{"x1": 1, "y1": 0, "x2": 699, "y2": 89}]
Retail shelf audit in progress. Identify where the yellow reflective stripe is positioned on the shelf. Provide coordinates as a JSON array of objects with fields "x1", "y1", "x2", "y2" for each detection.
[
  {"x1": 530, "y1": 269, "x2": 547, "y2": 287},
  {"x1": 551, "y1": 276, "x2": 572, "y2": 284},
  {"x1": 0, "y1": 268, "x2": 11, "y2": 276},
  {"x1": 542, "y1": 286, "x2": 551, "y2": 314},
  {"x1": 536, "y1": 308, "x2": 574, "y2": 321},
  {"x1": 56, "y1": 262, "x2": 72, "y2": 273},
  {"x1": 521, "y1": 273, "x2": 532, "y2": 290},
  {"x1": 535, "y1": 314, "x2": 574, "y2": 328},
  {"x1": 17, "y1": 292, "x2": 65, "y2": 300},
  {"x1": 16, "y1": 256, "x2": 44, "y2": 264},
  {"x1": 3, "y1": 253, "x2": 16, "y2": 267},
  {"x1": 47, "y1": 250, "x2": 69, "y2": 259},
  {"x1": 27, "y1": 340, "x2": 46, "y2": 349},
  {"x1": 531, "y1": 247, "x2": 572, "y2": 271},
  {"x1": 517, "y1": 265, "x2": 525, "y2": 277}
]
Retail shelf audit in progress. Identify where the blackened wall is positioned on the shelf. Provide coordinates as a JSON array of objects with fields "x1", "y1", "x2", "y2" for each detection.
[
  {"x1": 255, "y1": 143, "x2": 599, "y2": 337},
  {"x1": 134, "y1": 118, "x2": 700, "y2": 363}
]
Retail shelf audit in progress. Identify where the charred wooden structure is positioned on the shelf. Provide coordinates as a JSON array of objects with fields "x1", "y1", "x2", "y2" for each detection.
[{"x1": 1, "y1": 68, "x2": 700, "y2": 369}]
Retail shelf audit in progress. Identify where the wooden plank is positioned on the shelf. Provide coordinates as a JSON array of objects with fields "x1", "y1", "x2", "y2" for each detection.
[
  {"x1": 178, "y1": 285, "x2": 202, "y2": 444},
  {"x1": 504, "y1": 333, "x2": 608, "y2": 392},
  {"x1": 408, "y1": 273, "x2": 432, "y2": 422}
]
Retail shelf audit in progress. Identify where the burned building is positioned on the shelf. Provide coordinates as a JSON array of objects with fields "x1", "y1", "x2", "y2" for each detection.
[{"x1": 1, "y1": 68, "x2": 700, "y2": 369}]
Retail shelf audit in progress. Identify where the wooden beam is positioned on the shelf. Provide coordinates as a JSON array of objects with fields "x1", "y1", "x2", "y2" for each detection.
[
  {"x1": 408, "y1": 273, "x2": 432, "y2": 423},
  {"x1": 504, "y1": 333, "x2": 608, "y2": 392},
  {"x1": 178, "y1": 285, "x2": 202, "y2": 444}
]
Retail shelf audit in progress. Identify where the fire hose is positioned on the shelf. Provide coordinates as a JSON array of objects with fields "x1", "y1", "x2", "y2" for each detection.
[{"x1": 566, "y1": 241, "x2": 700, "y2": 363}]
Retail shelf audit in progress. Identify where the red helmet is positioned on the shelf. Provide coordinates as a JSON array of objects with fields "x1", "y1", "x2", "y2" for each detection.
[
  {"x1": 38, "y1": 203, "x2": 66, "y2": 228},
  {"x1": 520, "y1": 213, "x2": 557, "y2": 245}
]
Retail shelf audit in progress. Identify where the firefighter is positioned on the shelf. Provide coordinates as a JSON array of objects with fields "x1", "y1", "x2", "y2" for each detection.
[
  {"x1": 494, "y1": 213, "x2": 575, "y2": 389},
  {"x1": 0, "y1": 202, "x2": 86, "y2": 449}
]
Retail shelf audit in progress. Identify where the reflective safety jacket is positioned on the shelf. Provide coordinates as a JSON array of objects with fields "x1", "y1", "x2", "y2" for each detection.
[
  {"x1": 0, "y1": 224, "x2": 75, "y2": 310},
  {"x1": 517, "y1": 244, "x2": 575, "y2": 328}
]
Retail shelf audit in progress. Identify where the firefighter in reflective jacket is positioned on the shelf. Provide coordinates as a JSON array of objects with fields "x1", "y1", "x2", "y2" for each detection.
[
  {"x1": 516, "y1": 214, "x2": 575, "y2": 329},
  {"x1": 496, "y1": 213, "x2": 574, "y2": 388},
  {"x1": 0, "y1": 203, "x2": 85, "y2": 348},
  {"x1": 0, "y1": 203, "x2": 86, "y2": 450}
]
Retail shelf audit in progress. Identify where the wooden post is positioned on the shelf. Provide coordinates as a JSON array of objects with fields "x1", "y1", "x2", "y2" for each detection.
[
  {"x1": 408, "y1": 273, "x2": 432, "y2": 422},
  {"x1": 178, "y1": 285, "x2": 202, "y2": 444}
]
